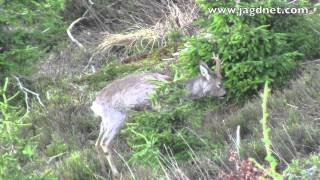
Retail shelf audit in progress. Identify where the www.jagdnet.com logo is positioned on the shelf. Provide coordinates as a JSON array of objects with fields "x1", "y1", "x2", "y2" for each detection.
[{"x1": 208, "y1": 6, "x2": 317, "y2": 16}]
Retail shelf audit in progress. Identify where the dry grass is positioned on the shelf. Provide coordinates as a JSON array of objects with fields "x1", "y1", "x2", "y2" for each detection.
[
  {"x1": 96, "y1": 0, "x2": 199, "y2": 59},
  {"x1": 96, "y1": 28, "x2": 161, "y2": 57},
  {"x1": 58, "y1": 0, "x2": 199, "y2": 75},
  {"x1": 202, "y1": 64, "x2": 320, "y2": 171}
]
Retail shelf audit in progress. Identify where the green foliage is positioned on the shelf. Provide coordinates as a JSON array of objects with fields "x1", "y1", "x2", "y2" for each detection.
[
  {"x1": 0, "y1": 0, "x2": 318, "y2": 178},
  {"x1": 0, "y1": 0, "x2": 66, "y2": 77},
  {"x1": 124, "y1": 73, "x2": 222, "y2": 171},
  {"x1": 57, "y1": 151, "x2": 95, "y2": 180},
  {"x1": 167, "y1": 29, "x2": 184, "y2": 43},
  {"x1": 179, "y1": 0, "x2": 319, "y2": 102},
  {"x1": 211, "y1": 65, "x2": 320, "y2": 167},
  {"x1": 45, "y1": 134, "x2": 68, "y2": 157},
  {"x1": 0, "y1": 78, "x2": 37, "y2": 179},
  {"x1": 284, "y1": 154, "x2": 320, "y2": 179},
  {"x1": 250, "y1": 82, "x2": 283, "y2": 179}
]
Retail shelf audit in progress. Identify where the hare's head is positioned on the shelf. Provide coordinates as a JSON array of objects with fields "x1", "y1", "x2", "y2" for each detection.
[{"x1": 198, "y1": 55, "x2": 226, "y2": 98}]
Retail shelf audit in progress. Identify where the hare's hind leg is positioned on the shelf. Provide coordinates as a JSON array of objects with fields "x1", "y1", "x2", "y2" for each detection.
[
  {"x1": 95, "y1": 121, "x2": 105, "y2": 148},
  {"x1": 100, "y1": 114, "x2": 125, "y2": 177},
  {"x1": 95, "y1": 121, "x2": 108, "y2": 175}
]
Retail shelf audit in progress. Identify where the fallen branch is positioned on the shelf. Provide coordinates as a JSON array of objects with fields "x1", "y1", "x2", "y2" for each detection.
[
  {"x1": 46, "y1": 152, "x2": 68, "y2": 164},
  {"x1": 15, "y1": 77, "x2": 30, "y2": 113},
  {"x1": 93, "y1": 173, "x2": 107, "y2": 180},
  {"x1": 83, "y1": 52, "x2": 97, "y2": 72},
  {"x1": 67, "y1": 17, "x2": 86, "y2": 49},
  {"x1": 12, "y1": 75, "x2": 46, "y2": 112},
  {"x1": 67, "y1": 0, "x2": 95, "y2": 49}
]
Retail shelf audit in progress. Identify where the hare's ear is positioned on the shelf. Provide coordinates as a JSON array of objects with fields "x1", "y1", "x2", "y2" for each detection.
[{"x1": 199, "y1": 61, "x2": 211, "y2": 80}]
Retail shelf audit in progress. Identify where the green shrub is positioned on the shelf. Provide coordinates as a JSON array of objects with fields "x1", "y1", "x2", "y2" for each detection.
[
  {"x1": 284, "y1": 154, "x2": 320, "y2": 179},
  {"x1": 123, "y1": 75, "x2": 223, "y2": 172},
  {"x1": 179, "y1": 0, "x2": 319, "y2": 102},
  {"x1": 57, "y1": 151, "x2": 95, "y2": 180},
  {"x1": 45, "y1": 134, "x2": 68, "y2": 157},
  {"x1": 0, "y1": 78, "x2": 37, "y2": 179},
  {"x1": 252, "y1": 82, "x2": 283, "y2": 179},
  {"x1": 0, "y1": 0, "x2": 66, "y2": 77}
]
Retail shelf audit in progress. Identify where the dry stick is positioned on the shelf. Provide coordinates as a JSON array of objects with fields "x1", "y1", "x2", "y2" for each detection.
[
  {"x1": 114, "y1": 149, "x2": 136, "y2": 180},
  {"x1": 83, "y1": 53, "x2": 97, "y2": 72},
  {"x1": 67, "y1": 17, "x2": 86, "y2": 49},
  {"x1": 12, "y1": 75, "x2": 46, "y2": 112},
  {"x1": 67, "y1": 0, "x2": 95, "y2": 49},
  {"x1": 10, "y1": 76, "x2": 29, "y2": 112},
  {"x1": 236, "y1": 125, "x2": 241, "y2": 159},
  {"x1": 288, "y1": 0, "x2": 297, "y2": 4},
  {"x1": 46, "y1": 152, "x2": 68, "y2": 164},
  {"x1": 88, "y1": 0, "x2": 94, "y2": 5},
  {"x1": 92, "y1": 173, "x2": 107, "y2": 180}
]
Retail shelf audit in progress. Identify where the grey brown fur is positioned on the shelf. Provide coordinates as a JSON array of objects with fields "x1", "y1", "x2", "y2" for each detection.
[{"x1": 91, "y1": 55, "x2": 226, "y2": 177}]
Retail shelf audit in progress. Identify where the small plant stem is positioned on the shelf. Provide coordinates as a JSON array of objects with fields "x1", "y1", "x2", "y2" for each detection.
[{"x1": 252, "y1": 82, "x2": 284, "y2": 180}]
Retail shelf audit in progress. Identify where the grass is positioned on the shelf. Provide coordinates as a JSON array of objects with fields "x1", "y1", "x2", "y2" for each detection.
[
  {"x1": 16, "y1": 54, "x2": 319, "y2": 179},
  {"x1": 2, "y1": 1, "x2": 319, "y2": 179}
]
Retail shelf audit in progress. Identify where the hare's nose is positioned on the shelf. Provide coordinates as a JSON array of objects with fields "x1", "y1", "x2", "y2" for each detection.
[{"x1": 220, "y1": 90, "x2": 227, "y2": 97}]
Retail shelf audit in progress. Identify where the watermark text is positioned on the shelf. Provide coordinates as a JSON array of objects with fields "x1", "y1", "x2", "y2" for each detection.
[{"x1": 208, "y1": 6, "x2": 315, "y2": 16}]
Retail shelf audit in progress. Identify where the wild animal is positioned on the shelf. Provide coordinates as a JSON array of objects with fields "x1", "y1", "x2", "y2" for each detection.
[{"x1": 91, "y1": 55, "x2": 226, "y2": 176}]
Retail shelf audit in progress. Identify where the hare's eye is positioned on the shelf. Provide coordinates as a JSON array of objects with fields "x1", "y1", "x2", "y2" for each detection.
[{"x1": 217, "y1": 82, "x2": 221, "y2": 88}]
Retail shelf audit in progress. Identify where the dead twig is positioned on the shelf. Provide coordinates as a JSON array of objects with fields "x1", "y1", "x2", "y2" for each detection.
[
  {"x1": 46, "y1": 152, "x2": 68, "y2": 164},
  {"x1": 12, "y1": 75, "x2": 46, "y2": 112},
  {"x1": 67, "y1": 17, "x2": 86, "y2": 49},
  {"x1": 67, "y1": 0, "x2": 95, "y2": 49}
]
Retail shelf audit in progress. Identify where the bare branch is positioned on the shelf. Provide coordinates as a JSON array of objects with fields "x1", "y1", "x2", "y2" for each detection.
[
  {"x1": 83, "y1": 53, "x2": 96, "y2": 72},
  {"x1": 92, "y1": 173, "x2": 107, "y2": 180},
  {"x1": 236, "y1": 125, "x2": 241, "y2": 159},
  {"x1": 12, "y1": 75, "x2": 46, "y2": 112},
  {"x1": 46, "y1": 152, "x2": 68, "y2": 164},
  {"x1": 67, "y1": 17, "x2": 86, "y2": 49},
  {"x1": 88, "y1": 0, "x2": 94, "y2": 5},
  {"x1": 67, "y1": 0, "x2": 95, "y2": 49},
  {"x1": 13, "y1": 76, "x2": 30, "y2": 113}
]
